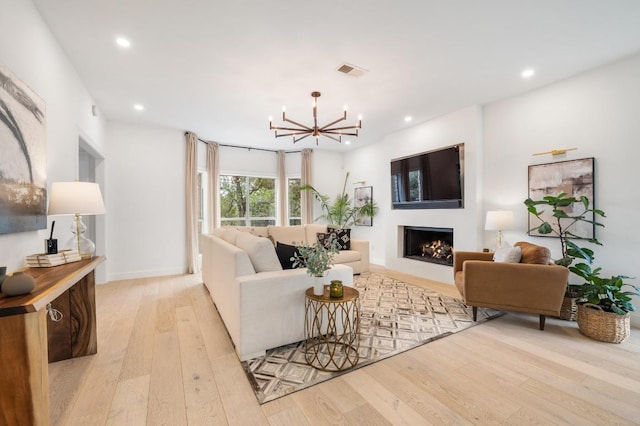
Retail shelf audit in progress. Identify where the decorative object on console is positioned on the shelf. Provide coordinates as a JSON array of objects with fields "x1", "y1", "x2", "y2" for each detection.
[
  {"x1": 354, "y1": 186, "x2": 373, "y2": 226},
  {"x1": 484, "y1": 210, "x2": 514, "y2": 249},
  {"x1": 291, "y1": 236, "x2": 339, "y2": 296},
  {"x1": 269, "y1": 91, "x2": 362, "y2": 145},
  {"x1": 48, "y1": 182, "x2": 106, "y2": 259},
  {"x1": 0, "y1": 266, "x2": 6, "y2": 289},
  {"x1": 25, "y1": 249, "x2": 81, "y2": 267},
  {"x1": 45, "y1": 219, "x2": 57, "y2": 254},
  {"x1": 301, "y1": 172, "x2": 378, "y2": 229},
  {"x1": 0, "y1": 64, "x2": 47, "y2": 235},
  {"x1": 1, "y1": 271, "x2": 36, "y2": 296}
]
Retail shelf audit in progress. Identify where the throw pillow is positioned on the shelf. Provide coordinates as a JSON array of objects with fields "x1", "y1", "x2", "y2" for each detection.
[
  {"x1": 515, "y1": 241, "x2": 552, "y2": 264},
  {"x1": 316, "y1": 232, "x2": 332, "y2": 249},
  {"x1": 275, "y1": 242, "x2": 301, "y2": 270},
  {"x1": 235, "y1": 232, "x2": 283, "y2": 272},
  {"x1": 493, "y1": 246, "x2": 522, "y2": 263},
  {"x1": 328, "y1": 226, "x2": 351, "y2": 250}
]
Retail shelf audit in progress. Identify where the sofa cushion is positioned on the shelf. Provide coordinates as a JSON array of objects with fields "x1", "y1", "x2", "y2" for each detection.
[
  {"x1": 235, "y1": 232, "x2": 283, "y2": 272},
  {"x1": 493, "y1": 246, "x2": 522, "y2": 263},
  {"x1": 267, "y1": 226, "x2": 306, "y2": 245},
  {"x1": 304, "y1": 224, "x2": 327, "y2": 245},
  {"x1": 333, "y1": 250, "x2": 361, "y2": 264},
  {"x1": 221, "y1": 228, "x2": 241, "y2": 245},
  {"x1": 515, "y1": 241, "x2": 551, "y2": 265},
  {"x1": 275, "y1": 242, "x2": 302, "y2": 270}
]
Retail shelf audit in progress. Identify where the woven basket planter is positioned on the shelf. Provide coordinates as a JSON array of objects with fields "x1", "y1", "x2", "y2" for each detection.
[
  {"x1": 577, "y1": 303, "x2": 630, "y2": 343},
  {"x1": 558, "y1": 296, "x2": 578, "y2": 321}
]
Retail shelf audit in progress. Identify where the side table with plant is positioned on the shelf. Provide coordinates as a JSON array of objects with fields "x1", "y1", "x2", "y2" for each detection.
[
  {"x1": 292, "y1": 236, "x2": 339, "y2": 296},
  {"x1": 524, "y1": 193, "x2": 605, "y2": 320}
]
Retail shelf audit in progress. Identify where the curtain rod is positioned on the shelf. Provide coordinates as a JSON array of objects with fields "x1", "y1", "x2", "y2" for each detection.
[{"x1": 188, "y1": 133, "x2": 301, "y2": 154}]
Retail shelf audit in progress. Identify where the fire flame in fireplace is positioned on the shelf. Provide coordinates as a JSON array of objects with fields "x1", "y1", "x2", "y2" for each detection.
[{"x1": 421, "y1": 240, "x2": 453, "y2": 262}]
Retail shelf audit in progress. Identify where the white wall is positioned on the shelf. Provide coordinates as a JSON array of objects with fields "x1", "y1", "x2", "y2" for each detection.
[
  {"x1": 344, "y1": 106, "x2": 484, "y2": 283},
  {"x1": 0, "y1": 0, "x2": 106, "y2": 277},
  {"x1": 483, "y1": 54, "x2": 640, "y2": 326},
  {"x1": 105, "y1": 123, "x2": 185, "y2": 281}
]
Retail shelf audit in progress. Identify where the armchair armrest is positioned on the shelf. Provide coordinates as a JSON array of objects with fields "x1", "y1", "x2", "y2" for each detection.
[{"x1": 453, "y1": 251, "x2": 494, "y2": 275}]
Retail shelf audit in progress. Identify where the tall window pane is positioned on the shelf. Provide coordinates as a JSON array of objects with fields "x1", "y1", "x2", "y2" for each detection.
[
  {"x1": 288, "y1": 178, "x2": 301, "y2": 225},
  {"x1": 220, "y1": 175, "x2": 276, "y2": 226}
]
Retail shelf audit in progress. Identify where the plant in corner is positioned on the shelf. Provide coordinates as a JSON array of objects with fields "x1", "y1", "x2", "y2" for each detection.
[
  {"x1": 569, "y1": 263, "x2": 639, "y2": 343},
  {"x1": 300, "y1": 172, "x2": 378, "y2": 229}
]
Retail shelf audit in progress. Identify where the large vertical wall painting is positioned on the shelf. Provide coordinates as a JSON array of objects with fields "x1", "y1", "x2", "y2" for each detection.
[
  {"x1": 0, "y1": 64, "x2": 47, "y2": 234},
  {"x1": 528, "y1": 157, "x2": 595, "y2": 239}
]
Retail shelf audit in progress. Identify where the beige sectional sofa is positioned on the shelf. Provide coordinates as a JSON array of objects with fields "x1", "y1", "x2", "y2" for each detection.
[{"x1": 201, "y1": 224, "x2": 368, "y2": 361}]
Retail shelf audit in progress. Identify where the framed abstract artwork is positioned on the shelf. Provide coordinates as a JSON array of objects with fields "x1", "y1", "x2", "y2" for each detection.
[
  {"x1": 0, "y1": 64, "x2": 47, "y2": 234},
  {"x1": 354, "y1": 186, "x2": 373, "y2": 226},
  {"x1": 528, "y1": 157, "x2": 595, "y2": 239}
]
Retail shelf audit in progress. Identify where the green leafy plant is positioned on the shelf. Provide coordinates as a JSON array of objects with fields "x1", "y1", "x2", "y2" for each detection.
[
  {"x1": 524, "y1": 193, "x2": 605, "y2": 267},
  {"x1": 301, "y1": 172, "x2": 378, "y2": 229},
  {"x1": 291, "y1": 236, "x2": 339, "y2": 277},
  {"x1": 570, "y1": 263, "x2": 639, "y2": 315}
]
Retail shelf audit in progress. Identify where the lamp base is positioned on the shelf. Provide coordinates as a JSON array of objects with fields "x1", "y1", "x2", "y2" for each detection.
[{"x1": 69, "y1": 214, "x2": 96, "y2": 259}]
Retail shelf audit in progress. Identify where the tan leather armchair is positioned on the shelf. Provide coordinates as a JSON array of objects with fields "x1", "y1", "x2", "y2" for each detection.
[{"x1": 453, "y1": 242, "x2": 569, "y2": 330}]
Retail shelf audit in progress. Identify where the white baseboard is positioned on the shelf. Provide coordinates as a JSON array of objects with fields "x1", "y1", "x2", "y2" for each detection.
[{"x1": 106, "y1": 266, "x2": 189, "y2": 283}]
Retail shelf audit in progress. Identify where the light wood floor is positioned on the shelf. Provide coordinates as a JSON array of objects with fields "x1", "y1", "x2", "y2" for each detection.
[{"x1": 49, "y1": 269, "x2": 640, "y2": 425}]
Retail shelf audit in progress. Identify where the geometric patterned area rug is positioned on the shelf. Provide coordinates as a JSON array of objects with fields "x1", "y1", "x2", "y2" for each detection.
[{"x1": 242, "y1": 272, "x2": 503, "y2": 404}]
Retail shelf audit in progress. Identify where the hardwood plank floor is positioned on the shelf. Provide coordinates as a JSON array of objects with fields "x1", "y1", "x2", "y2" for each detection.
[{"x1": 49, "y1": 271, "x2": 640, "y2": 425}]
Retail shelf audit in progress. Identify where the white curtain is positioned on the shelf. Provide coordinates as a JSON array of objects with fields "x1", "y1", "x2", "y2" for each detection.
[
  {"x1": 277, "y1": 150, "x2": 286, "y2": 225},
  {"x1": 185, "y1": 132, "x2": 199, "y2": 274},
  {"x1": 301, "y1": 148, "x2": 313, "y2": 224},
  {"x1": 206, "y1": 142, "x2": 219, "y2": 231}
]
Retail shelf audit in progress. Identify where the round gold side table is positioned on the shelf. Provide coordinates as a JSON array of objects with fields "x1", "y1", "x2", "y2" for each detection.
[{"x1": 304, "y1": 285, "x2": 360, "y2": 372}]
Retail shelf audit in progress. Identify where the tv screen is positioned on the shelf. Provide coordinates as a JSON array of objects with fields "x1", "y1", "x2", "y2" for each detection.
[{"x1": 391, "y1": 144, "x2": 464, "y2": 209}]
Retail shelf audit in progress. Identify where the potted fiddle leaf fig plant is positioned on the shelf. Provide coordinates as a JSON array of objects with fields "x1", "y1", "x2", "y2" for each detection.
[
  {"x1": 570, "y1": 262, "x2": 639, "y2": 343},
  {"x1": 524, "y1": 192, "x2": 605, "y2": 319},
  {"x1": 300, "y1": 172, "x2": 378, "y2": 229}
]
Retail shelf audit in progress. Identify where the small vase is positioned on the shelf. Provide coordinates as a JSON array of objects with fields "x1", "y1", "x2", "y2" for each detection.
[
  {"x1": 313, "y1": 276, "x2": 325, "y2": 296},
  {"x1": 2, "y1": 271, "x2": 36, "y2": 296},
  {"x1": 329, "y1": 280, "x2": 344, "y2": 298}
]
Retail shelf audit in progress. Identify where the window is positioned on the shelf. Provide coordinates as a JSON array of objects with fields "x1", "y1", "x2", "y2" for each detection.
[
  {"x1": 220, "y1": 175, "x2": 276, "y2": 226},
  {"x1": 288, "y1": 177, "x2": 301, "y2": 225}
]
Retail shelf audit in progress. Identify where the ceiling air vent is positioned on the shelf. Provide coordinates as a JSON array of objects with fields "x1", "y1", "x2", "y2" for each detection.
[{"x1": 337, "y1": 63, "x2": 367, "y2": 77}]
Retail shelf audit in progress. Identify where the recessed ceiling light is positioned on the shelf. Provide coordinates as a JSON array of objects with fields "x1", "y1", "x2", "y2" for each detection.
[
  {"x1": 344, "y1": 140, "x2": 351, "y2": 145},
  {"x1": 133, "y1": 104, "x2": 144, "y2": 111},
  {"x1": 116, "y1": 37, "x2": 131, "y2": 48},
  {"x1": 521, "y1": 68, "x2": 535, "y2": 79},
  {"x1": 404, "y1": 116, "x2": 412, "y2": 122}
]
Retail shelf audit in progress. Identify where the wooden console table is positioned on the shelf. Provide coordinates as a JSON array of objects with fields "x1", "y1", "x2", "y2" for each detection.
[{"x1": 0, "y1": 256, "x2": 104, "y2": 426}]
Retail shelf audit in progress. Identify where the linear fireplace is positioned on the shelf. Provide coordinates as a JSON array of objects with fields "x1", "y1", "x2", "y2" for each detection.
[{"x1": 403, "y1": 226, "x2": 454, "y2": 266}]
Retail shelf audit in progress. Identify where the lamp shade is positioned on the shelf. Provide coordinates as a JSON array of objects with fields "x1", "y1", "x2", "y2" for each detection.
[
  {"x1": 48, "y1": 182, "x2": 106, "y2": 215},
  {"x1": 485, "y1": 210, "x2": 514, "y2": 231}
]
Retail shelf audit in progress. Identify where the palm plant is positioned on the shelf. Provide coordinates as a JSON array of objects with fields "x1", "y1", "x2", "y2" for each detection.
[{"x1": 301, "y1": 172, "x2": 378, "y2": 229}]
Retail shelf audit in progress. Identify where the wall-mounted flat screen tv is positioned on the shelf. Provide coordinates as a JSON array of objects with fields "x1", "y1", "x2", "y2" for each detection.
[{"x1": 390, "y1": 144, "x2": 464, "y2": 209}]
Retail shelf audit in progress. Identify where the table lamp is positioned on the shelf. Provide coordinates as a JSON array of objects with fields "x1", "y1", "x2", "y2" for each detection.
[
  {"x1": 48, "y1": 182, "x2": 106, "y2": 259},
  {"x1": 485, "y1": 210, "x2": 514, "y2": 249}
]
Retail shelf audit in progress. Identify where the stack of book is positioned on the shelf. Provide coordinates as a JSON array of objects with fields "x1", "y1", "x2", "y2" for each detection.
[{"x1": 25, "y1": 250, "x2": 82, "y2": 267}]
